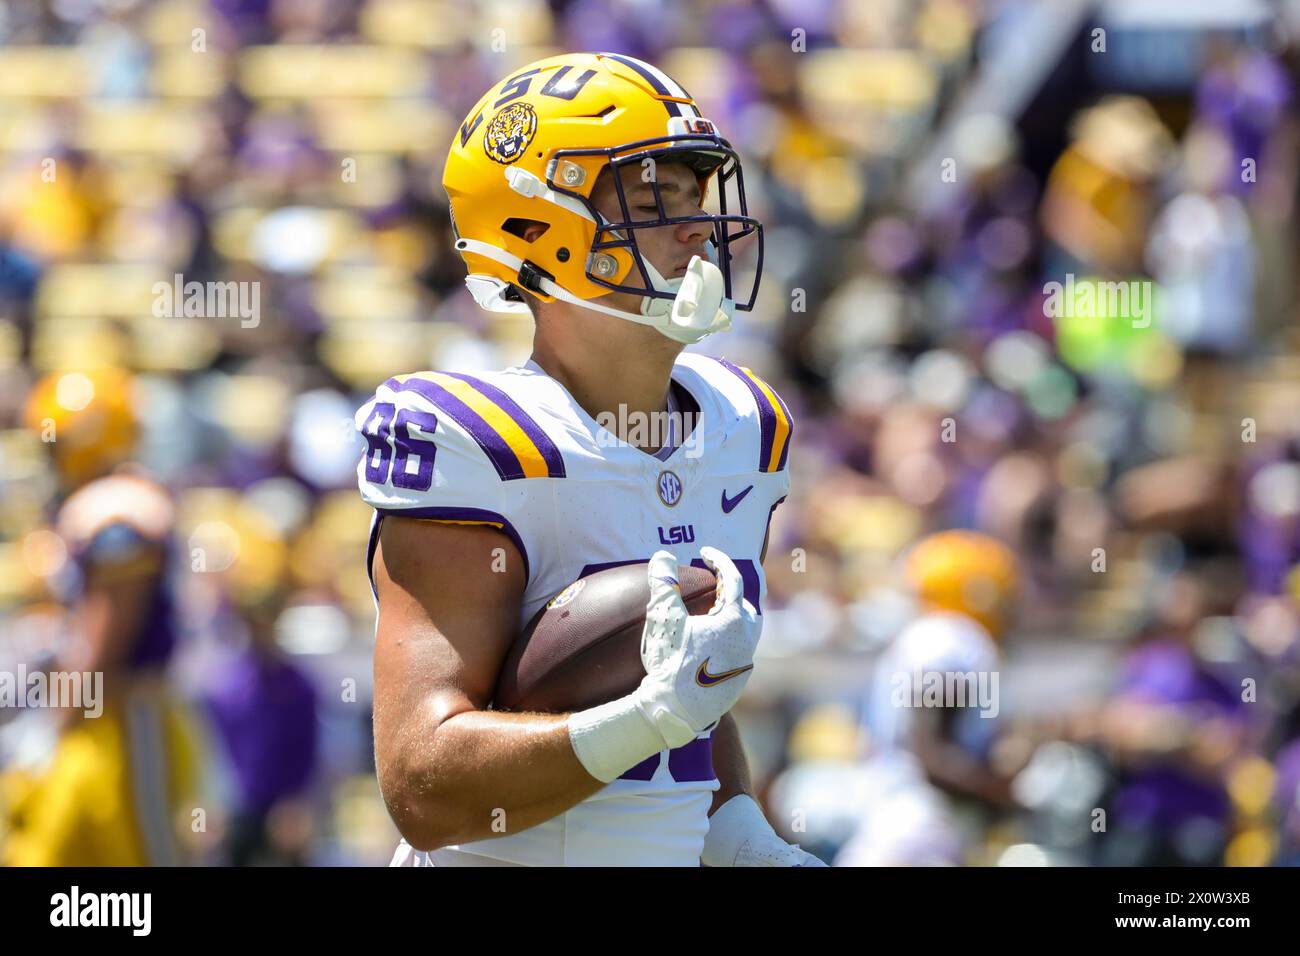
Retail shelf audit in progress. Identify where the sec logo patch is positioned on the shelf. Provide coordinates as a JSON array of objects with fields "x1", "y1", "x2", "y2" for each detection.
[
  {"x1": 484, "y1": 102, "x2": 538, "y2": 164},
  {"x1": 658, "y1": 470, "x2": 682, "y2": 507}
]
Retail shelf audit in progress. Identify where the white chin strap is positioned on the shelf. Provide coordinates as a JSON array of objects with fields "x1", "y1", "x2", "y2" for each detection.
[{"x1": 456, "y1": 237, "x2": 734, "y2": 345}]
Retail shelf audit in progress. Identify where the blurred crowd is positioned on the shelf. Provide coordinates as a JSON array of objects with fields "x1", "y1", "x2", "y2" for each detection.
[{"x1": 2, "y1": 0, "x2": 1300, "y2": 866}]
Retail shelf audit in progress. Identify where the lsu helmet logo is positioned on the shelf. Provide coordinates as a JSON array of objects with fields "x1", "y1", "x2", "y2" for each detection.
[{"x1": 484, "y1": 102, "x2": 538, "y2": 165}]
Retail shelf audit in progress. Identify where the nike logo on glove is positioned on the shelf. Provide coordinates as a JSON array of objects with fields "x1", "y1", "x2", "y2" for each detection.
[
  {"x1": 720, "y1": 485, "x2": 753, "y2": 513},
  {"x1": 695, "y1": 659, "x2": 754, "y2": 687}
]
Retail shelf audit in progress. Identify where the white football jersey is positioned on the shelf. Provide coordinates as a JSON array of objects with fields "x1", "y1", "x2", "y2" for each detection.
[
  {"x1": 863, "y1": 612, "x2": 1000, "y2": 760},
  {"x1": 355, "y1": 351, "x2": 793, "y2": 866}
]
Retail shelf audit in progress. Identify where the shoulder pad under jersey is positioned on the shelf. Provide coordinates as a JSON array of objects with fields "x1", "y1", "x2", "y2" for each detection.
[{"x1": 675, "y1": 353, "x2": 794, "y2": 477}]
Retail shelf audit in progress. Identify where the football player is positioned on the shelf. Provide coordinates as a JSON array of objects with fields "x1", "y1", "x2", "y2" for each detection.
[
  {"x1": 3, "y1": 368, "x2": 202, "y2": 866},
  {"x1": 358, "y1": 53, "x2": 820, "y2": 866},
  {"x1": 838, "y1": 530, "x2": 1023, "y2": 865}
]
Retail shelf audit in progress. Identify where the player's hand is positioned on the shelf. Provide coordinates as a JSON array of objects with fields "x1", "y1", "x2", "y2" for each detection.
[
  {"x1": 566, "y1": 547, "x2": 761, "y2": 783},
  {"x1": 702, "y1": 794, "x2": 829, "y2": 866},
  {"x1": 737, "y1": 842, "x2": 828, "y2": 867},
  {"x1": 633, "y1": 546, "x2": 761, "y2": 750}
]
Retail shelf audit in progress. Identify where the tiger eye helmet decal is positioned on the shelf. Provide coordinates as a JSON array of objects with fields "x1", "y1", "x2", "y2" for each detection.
[{"x1": 484, "y1": 102, "x2": 539, "y2": 165}]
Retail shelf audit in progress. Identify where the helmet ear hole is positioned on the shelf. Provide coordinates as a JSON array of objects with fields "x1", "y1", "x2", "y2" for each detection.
[{"x1": 502, "y1": 218, "x2": 550, "y2": 242}]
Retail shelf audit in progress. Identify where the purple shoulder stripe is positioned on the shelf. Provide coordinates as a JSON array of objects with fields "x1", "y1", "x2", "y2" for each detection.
[
  {"x1": 715, "y1": 358, "x2": 777, "y2": 473},
  {"x1": 444, "y1": 373, "x2": 566, "y2": 478},
  {"x1": 384, "y1": 375, "x2": 564, "y2": 481},
  {"x1": 771, "y1": 391, "x2": 793, "y2": 472}
]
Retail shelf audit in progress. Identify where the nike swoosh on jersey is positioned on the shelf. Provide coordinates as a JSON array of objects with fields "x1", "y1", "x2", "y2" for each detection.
[
  {"x1": 695, "y1": 659, "x2": 754, "y2": 686},
  {"x1": 720, "y1": 485, "x2": 754, "y2": 513}
]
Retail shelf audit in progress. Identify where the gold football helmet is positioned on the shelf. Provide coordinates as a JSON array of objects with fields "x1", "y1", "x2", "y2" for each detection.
[
  {"x1": 904, "y1": 530, "x2": 1021, "y2": 637},
  {"x1": 443, "y1": 52, "x2": 763, "y2": 342},
  {"x1": 24, "y1": 368, "x2": 139, "y2": 487}
]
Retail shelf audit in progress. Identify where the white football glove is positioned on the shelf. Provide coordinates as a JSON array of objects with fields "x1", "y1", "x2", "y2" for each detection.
[
  {"x1": 702, "y1": 794, "x2": 829, "y2": 867},
  {"x1": 568, "y1": 546, "x2": 761, "y2": 782}
]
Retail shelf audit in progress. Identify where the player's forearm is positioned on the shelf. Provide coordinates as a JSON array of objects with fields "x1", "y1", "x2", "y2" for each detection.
[
  {"x1": 708, "y1": 712, "x2": 754, "y2": 816},
  {"x1": 919, "y1": 741, "x2": 1016, "y2": 808},
  {"x1": 379, "y1": 709, "x2": 605, "y2": 850}
]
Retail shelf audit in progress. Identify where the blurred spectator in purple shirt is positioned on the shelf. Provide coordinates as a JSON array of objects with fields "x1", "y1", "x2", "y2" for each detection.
[
  {"x1": 1092, "y1": 575, "x2": 1252, "y2": 865},
  {"x1": 205, "y1": 587, "x2": 319, "y2": 865}
]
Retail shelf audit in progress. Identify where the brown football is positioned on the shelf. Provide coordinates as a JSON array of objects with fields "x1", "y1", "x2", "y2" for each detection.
[{"x1": 493, "y1": 563, "x2": 719, "y2": 713}]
